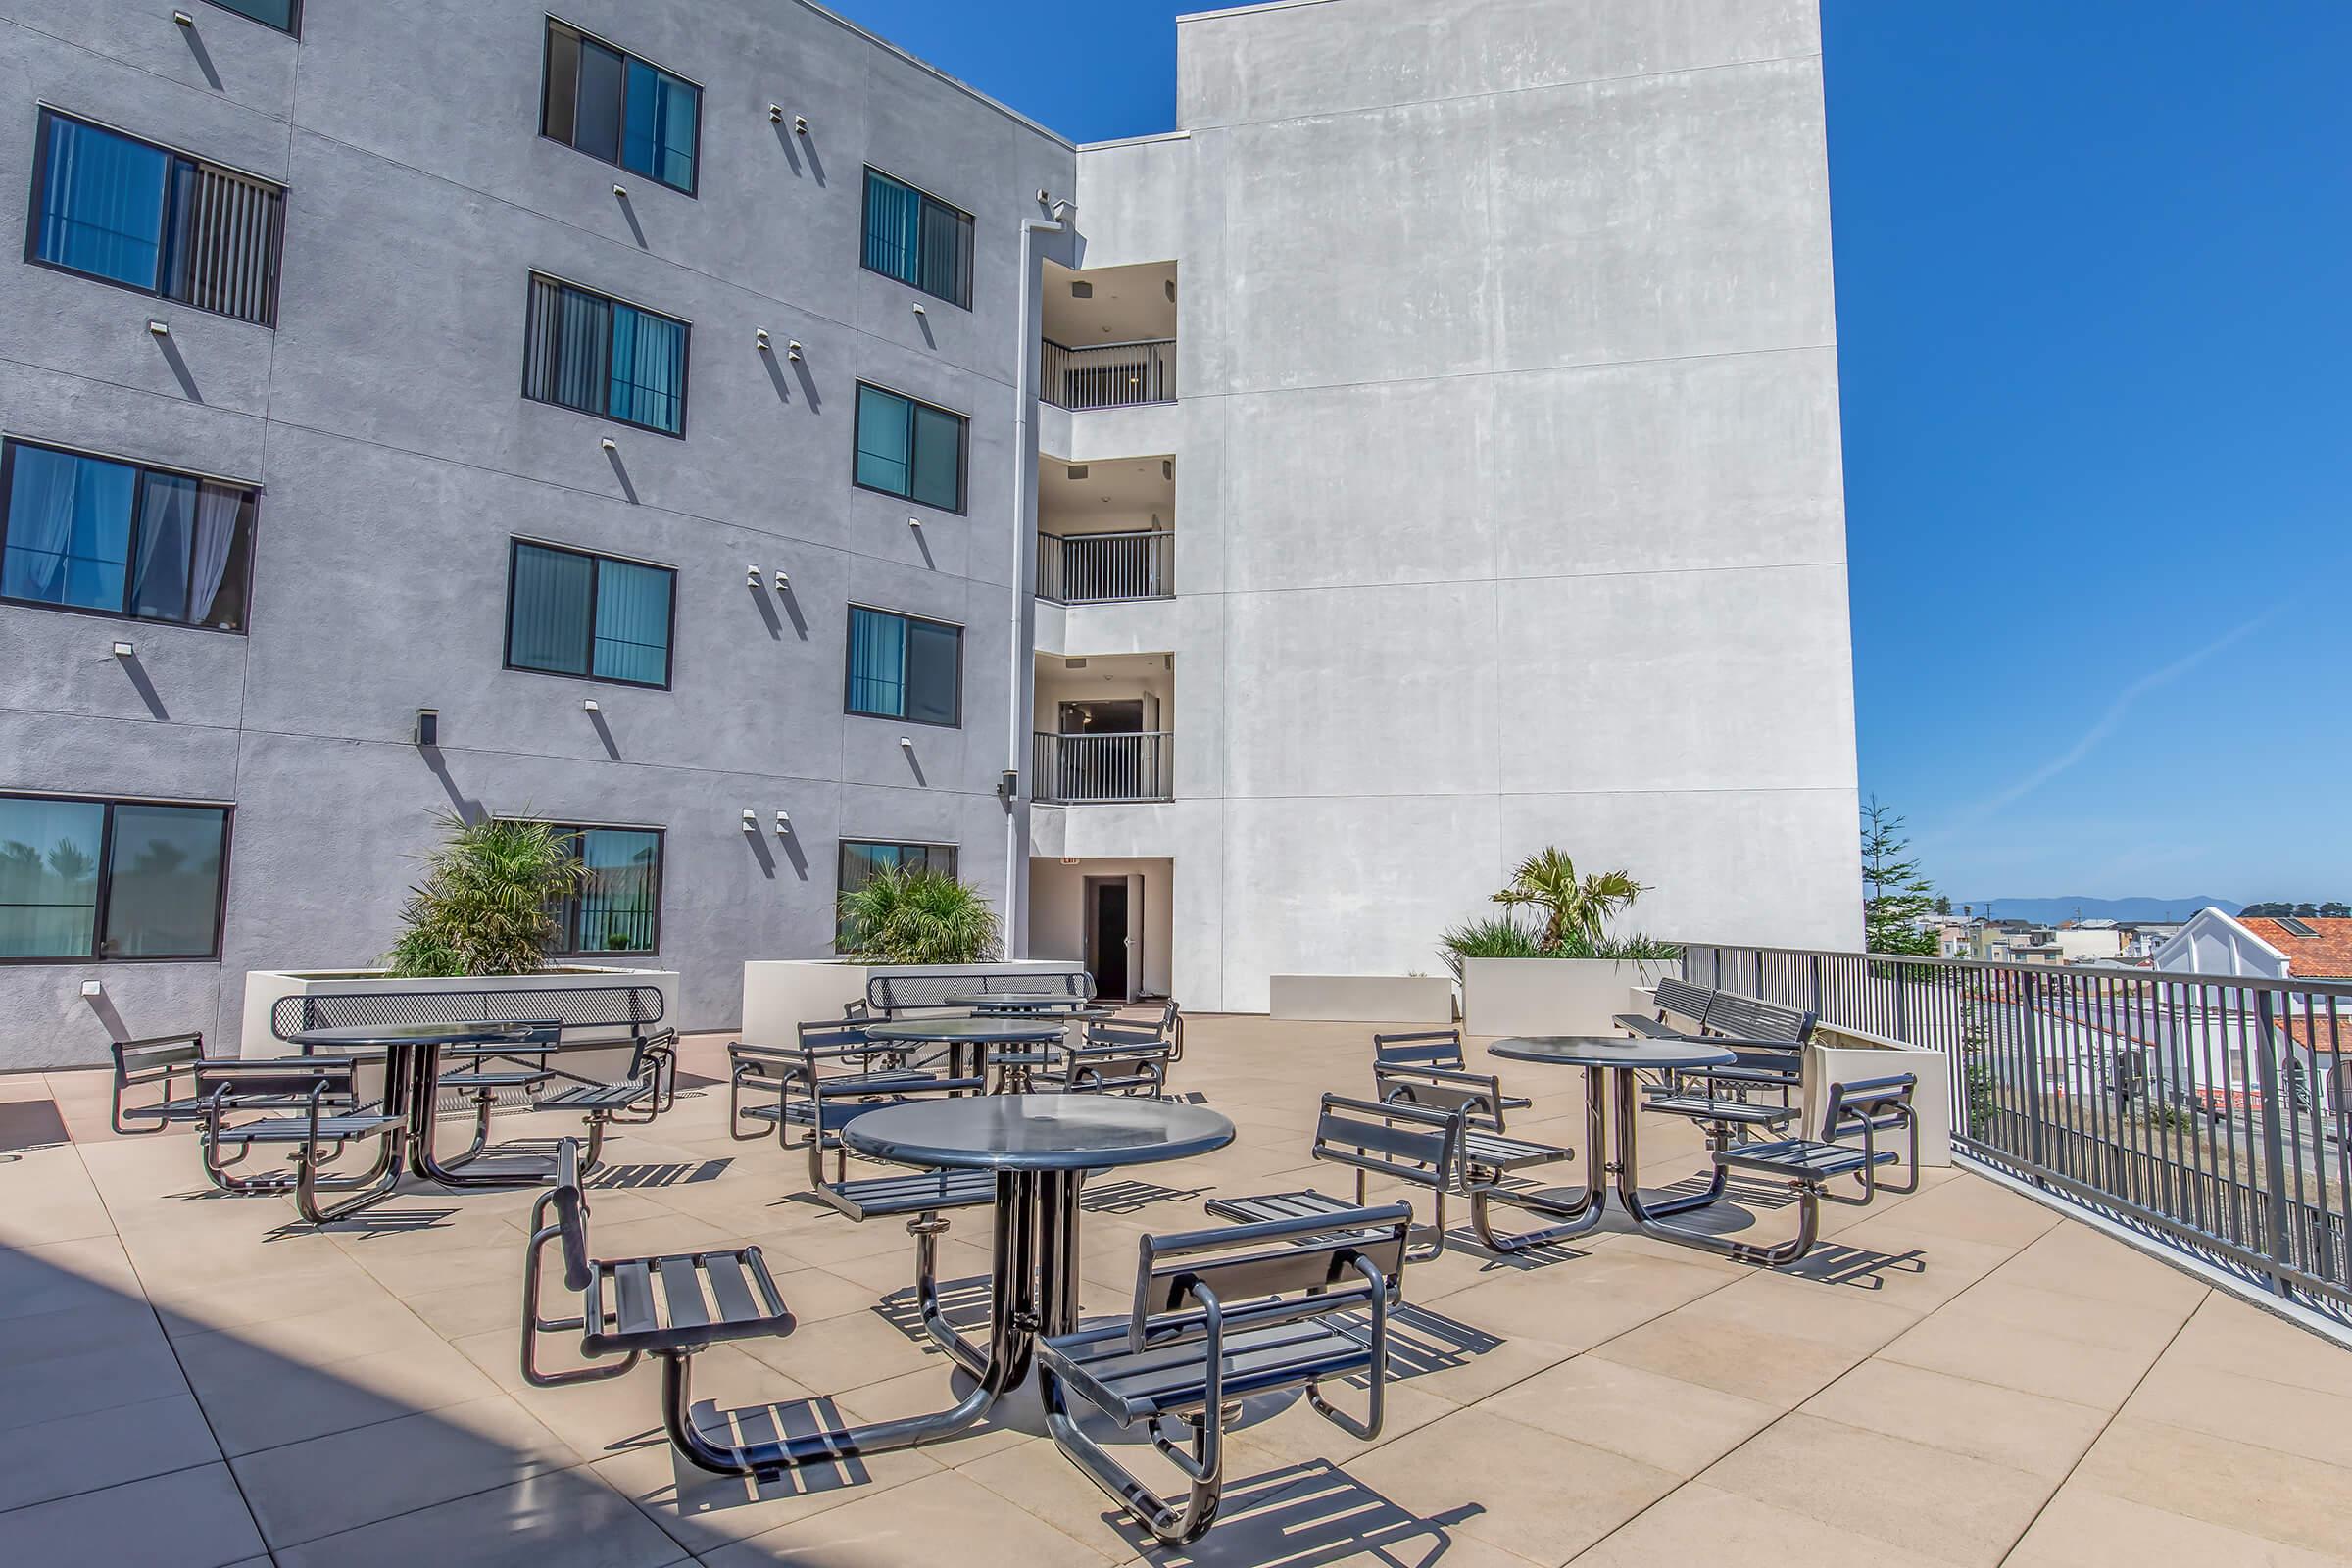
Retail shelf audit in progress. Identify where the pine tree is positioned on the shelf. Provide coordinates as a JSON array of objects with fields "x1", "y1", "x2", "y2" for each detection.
[{"x1": 1861, "y1": 796, "x2": 1938, "y2": 956}]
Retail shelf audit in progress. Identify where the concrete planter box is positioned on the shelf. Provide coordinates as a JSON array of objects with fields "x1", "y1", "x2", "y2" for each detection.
[
  {"x1": 1806, "y1": 1024, "x2": 1952, "y2": 1168},
  {"x1": 1267, "y1": 974, "x2": 1454, "y2": 1024},
  {"x1": 1459, "y1": 956, "x2": 1675, "y2": 1038},
  {"x1": 239, "y1": 965, "x2": 678, "y2": 1055},
  {"x1": 741, "y1": 958, "x2": 1088, "y2": 1045}
]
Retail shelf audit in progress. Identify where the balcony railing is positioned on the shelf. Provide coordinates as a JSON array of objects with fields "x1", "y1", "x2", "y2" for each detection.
[
  {"x1": 1032, "y1": 731, "x2": 1172, "y2": 803},
  {"x1": 1678, "y1": 941, "x2": 2352, "y2": 1325},
  {"x1": 1042, "y1": 338, "x2": 1175, "y2": 410},
  {"x1": 1036, "y1": 529, "x2": 1173, "y2": 603}
]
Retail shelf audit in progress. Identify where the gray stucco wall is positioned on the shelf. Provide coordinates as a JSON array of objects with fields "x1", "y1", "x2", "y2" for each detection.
[
  {"x1": 1059, "y1": 0, "x2": 1864, "y2": 1009},
  {"x1": 0, "y1": 0, "x2": 1073, "y2": 1065}
]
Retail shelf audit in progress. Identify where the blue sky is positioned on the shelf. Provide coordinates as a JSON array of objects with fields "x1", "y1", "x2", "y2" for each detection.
[{"x1": 831, "y1": 0, "x2": 2352, "y2": 904}]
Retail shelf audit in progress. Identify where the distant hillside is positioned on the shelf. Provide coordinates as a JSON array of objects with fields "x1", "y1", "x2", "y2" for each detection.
[{"x1": 1956, "y1": 896, "x2": 2241, "y2": 923}]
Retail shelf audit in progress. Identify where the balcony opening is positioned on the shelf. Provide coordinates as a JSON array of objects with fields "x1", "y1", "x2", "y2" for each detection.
[
  {"x1": 1041, "y1": 260, "x2": 1175, "y2": 410},
  {"x1": 1038, "y1": 454, "x2": 1173, "y2": 602},
  {"x1": 1032, "y1": 652, "x2": 1172, "y2": 803}
]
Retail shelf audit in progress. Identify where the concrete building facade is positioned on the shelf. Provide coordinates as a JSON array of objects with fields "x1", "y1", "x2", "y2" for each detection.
[{"x1": 0, "y1": 0, "x2": 1859, "y2": 1064}]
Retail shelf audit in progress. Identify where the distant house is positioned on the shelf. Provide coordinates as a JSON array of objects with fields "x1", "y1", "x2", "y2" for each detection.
[{"x1": 2153, "y1": 909, "x2": 2352, "y2": 980}]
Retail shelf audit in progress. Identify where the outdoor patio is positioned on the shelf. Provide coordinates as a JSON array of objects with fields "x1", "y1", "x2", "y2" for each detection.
[{"x1": 3, "y1": 1015, "x2": 2348, "y2": 1568}]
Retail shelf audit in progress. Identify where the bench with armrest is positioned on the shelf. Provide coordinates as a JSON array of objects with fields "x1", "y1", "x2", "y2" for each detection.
[
  {"x1": 1207, "y1": 1090, "x2": 1592, "y2": 1258},
  {"x1": 430, "y1": 1023, "x2": 562, "y2": 1166},
  {"x1": 1370, "y1": 1061, "x2": 1604, "y2": 1253},
  {"x1": 728, "y1": 1019, "x2": 943, "y2": 1143},
  {"x1": 865, "y1": 969, "x2": 1093, "y2": 1017},
  {"x1": 1037, "y1": 1004, "x2": 1180, "y2": 1096},
  {"x1": 111, "y1": 1031, "x2": 270, "y2": 1135},
  {"x1": 521, "y1": 1138, "x2": 798, "y2": 1477},
  {"x1": 194, "y1": 1056, "x2": 407, "y2": 1223},
  {"x1": 1037, "y1": 1201, "x2": 1413, "y2": 1545},
  {"x1": 1640, "y1": 1073, "x2": 1920, "y2": 1266},
  {"x1": 1373, "y1": 1030, "x2": 1529, "y2": 1112},
  {"x1": 1613, "y1": 977, "x2": 1717, "y2": 1041},
  {"x1": 529, "y1": 1034, "x2": 669, "y2": 1166}
]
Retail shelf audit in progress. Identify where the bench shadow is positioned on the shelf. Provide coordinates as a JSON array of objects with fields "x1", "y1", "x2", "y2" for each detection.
[
  {"x1": 590, "y1": 1159, "x2": 732, "y2": 1190},
  {"x1": 1122, "y1": 1457, "x2": 1485, "y2": 1567},
  {"x1": 1080, "y1": 1178, "x2": 1207, "y2": 1214}
]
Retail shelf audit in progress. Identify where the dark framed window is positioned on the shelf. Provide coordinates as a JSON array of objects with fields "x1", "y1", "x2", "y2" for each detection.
[
  {"x1": 25, "y1": 110, "x2": 284, "y2": 326},
  {"x1": 505, "y1": 539, "x2": 674, "y2": 688},
  {"x1": 854, "y1": 384, "x2": 965, "y2": 512},
  {"x1": 846, "y1": 606, "x2": 961, "y2": 727},
  {"x1": 203, "y1": 0, "x2": 300, "y2": 33},
  {"x1": 836, "y1": 839, "x2": 957, "y2": 948},
  {"x1": 861, "y1": 169, "x2": 972, "y2": 309},
  {"x1": 541, "y1": 19, "x2": 701, "y2": 196},
  {"x1": 522, "y1": 273, "x2": 690, "y2": 436},
  {"x1": 537, "y1": 823, "x2": 662, "y2": 956},
  {"x1": 0, "y1": 794, "x2": 230, "y2": 962},
  {"x1": 0, "y1": 440, "x2": 257, "y2": 632}
]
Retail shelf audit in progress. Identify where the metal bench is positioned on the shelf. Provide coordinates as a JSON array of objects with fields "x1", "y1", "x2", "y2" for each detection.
[
  {"x1": 1612, "y1": 977, "x2": 1717, "y2": 1040},
  {"x1": 1373, "y1": 1029, "x2": 1528, "y2": 1112},
  {"x1": 529, "y1": 1034, "x2": 668, "y2": 1167},
  {"x1": 729, "y1": 1020, "x2": 944, "y2": 1143},
  {"x1": 110, "y1": 1031, "x2": 279, "y2": 1135},
  {"x1": 1647, "y1": 1074, "x2": 1920, "y2": 1266},
  {"x1": 1037, "y1": 1005, "x2": 1180, "y2": 1096},
  {"x1": 521, "y1": 1139, "x2": 798, "y2": 1477},
  {"x1": 1037, "y1": 1202, "x2": 1412, "y2": 1545},
  {"x1": 865, "y1": 969, "x2": 1092, "y2": 1017},
  {"x1": 193, "y1": 1056, "x2": 407, "y2": 1223}
]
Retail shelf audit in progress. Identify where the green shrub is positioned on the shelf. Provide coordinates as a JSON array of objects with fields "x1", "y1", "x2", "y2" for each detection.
[
  {"x1": 836, "y1": 864, "x2": 1002, "y2": 964},
  {"x1": 385, "y1": 810, "x2": 586, "y2": 978}
]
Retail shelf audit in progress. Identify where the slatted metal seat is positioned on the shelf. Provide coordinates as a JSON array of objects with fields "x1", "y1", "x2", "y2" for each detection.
[
  {"x1": 1460, "y1": 1127, "x2": 1576, "y2": 1170},
  {"x1": 1640, "y1": 1093, "x2": 1800, "y2": 1129},
  {"x1": 1037, "y1": 1203, "x2": 1412, "y2": 1545},
  {"x1": 523, "y1": 1140, "x2": 797, "y2": 1476},
  {"x1": 818, "y1": 1167, "x2": 998, "y2": 1221},
  {"x1": 730, "y1": 1021, "x2": 944, "y2": 1143},
  {"x1": 1206, "y1": 1094, "x2": 1463, "y2": 1259},
  {"x1": 1613, "y1": 977, "x2": 1717, "y2": 1040},
  {"x1": 109, "y1": 1031, "x2": 260, "y2": 1134},
  {"x1": 1639, "y1": 1074, "x2": 1923, "y2": 1267},
  {"x1": 1373, "y1": 1030, "x2": 1529, "y2": 1111},
  {"x1": 194, "y1": 1056, "x2": 406, "y2": 1224},
  {"x1": 1036, "y1": 1007, "x2": 1180, "y2": 1097}
]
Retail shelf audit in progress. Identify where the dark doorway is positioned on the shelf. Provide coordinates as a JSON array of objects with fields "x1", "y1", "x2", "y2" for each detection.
[
  {"x1": 1059, "y1": 699, "x2": 1145, "y2": 735},
  {"x1": 1086, "y1": 876, "x2": 1130, "y2": 1001}
]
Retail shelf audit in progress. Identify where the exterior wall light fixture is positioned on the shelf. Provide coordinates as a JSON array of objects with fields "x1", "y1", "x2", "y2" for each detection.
[
  {"x1": 747, "y1": 564, "x2": 762, "y2": 587},
  {"x1": 756, "y1": 328, "x2": 771, "y2": 350},
  {"x1": 147, "y1": 319, "x2": 170, "y2": 336},
  {"x1": 112, "y1": 641, "x2": 134, "y2": 658},
  {"x1": 772, "y1": 569, "x2": 789, "y2": 590},
  {"x1": 742, "y1": 809, "x2": 759, "y2": 833}
]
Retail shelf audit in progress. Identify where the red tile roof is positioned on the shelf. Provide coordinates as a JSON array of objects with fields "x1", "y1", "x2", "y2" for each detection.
[{"x1": 2242, "y1": 917, "x2": 2352, "y2": 980}]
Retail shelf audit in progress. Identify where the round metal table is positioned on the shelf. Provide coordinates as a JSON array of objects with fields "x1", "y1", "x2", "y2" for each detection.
[
  {"x1": 866, "y1": 1015, "x2": 1068, "y2": 1082},
  {"x1": 289, "y1": 1020, "x2": 561, "y2": 1191},
  {"x1": 727, "y1": 1094, "x2": 1236, "y2": 1474},
  {"x1": 1487, "y1": 1035, "x2": 1740, "y2": 1244}
]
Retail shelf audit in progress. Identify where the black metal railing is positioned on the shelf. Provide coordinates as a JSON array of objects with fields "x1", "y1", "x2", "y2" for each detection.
[
  {"x1": 1677, "y1": 941, "x2": 2352, "y2": 1322},
  {"x1": 1035, "y1": 529, "x2": 1173, "y2": 603},
  {"x1": 1042, "y1": 338, "x2": 1175, "y2": 410},
  {"x1": 1032, "y1": 731, "x2": 1173, "y2": 804}
]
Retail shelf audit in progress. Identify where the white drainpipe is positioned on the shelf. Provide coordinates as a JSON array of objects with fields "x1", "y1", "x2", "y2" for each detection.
[{"x1": 1007, "y1": 200, "x2": 1072, "y2": 957}]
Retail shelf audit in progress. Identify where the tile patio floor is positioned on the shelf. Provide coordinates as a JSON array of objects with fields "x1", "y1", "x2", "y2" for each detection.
[{"x1": 3, "y1": 1016, "x2": 2349, "y2": 1566}]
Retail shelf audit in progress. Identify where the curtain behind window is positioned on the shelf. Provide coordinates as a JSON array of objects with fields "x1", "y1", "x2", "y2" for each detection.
[
  {"x1": 622, "y1": 61, "x2": 698, "y2": 191},
  {"x1": 855, "y1": 386, "x2": 912, "y2": 495},
  {"x1": 592, "y1": 559, "x2": 671, "y2": 684},
  {"x1": 862, "y1": 172, "x2": 922, "y2": 285},
  {"x1": 2, "y1": 447, "x2": 136, "y2": 612},
  {"x1": 36, "y1": 117, "x2": 170, "y2": 289},
  {"x1": 847, "y1": 607, "x2": 906, "y2": 717},
  {"x1": 525, "y1": 279, "x2": 611, "y2": 416},
  {"x1": 509, "y1": 544, "x2": 595, "y2": 675},
  {"x1": 608, "y1": 305, "x2": 684, "y2": 434},
  {"x1": 918, "y1": 199, "x2": 968, "y2": 306}
]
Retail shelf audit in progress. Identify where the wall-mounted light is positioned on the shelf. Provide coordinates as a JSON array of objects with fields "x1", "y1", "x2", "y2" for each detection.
[
  {"x1": 899, "y1": 736, "x2": 914, "y2": 750},
  {"x1": 772, "y1": 569, "x2": 790, "y2": 591},
  {"x1": 742, "y1": 809, "x2": 759, "y2": 833},
  {"x1": 612, "y1": 183, "x2": 628, "y2": 199},
  {"x1": 786, "y1": 340, "x2": 803, "y2": 362},
  {"x1": 755, "y1": 328, "x2": 771, "y2": 351},
  {"x1": 111, "y1": 641, "x2": 134, "y2": 658},
  {"x1": 768, "y1": 104, "x2": 784, "y2": 122},
  {"x1": 582, "y1": 698, "x2": 600, "y2": 713},
  {"x1": 907, "y1": 517, "x2": 922, "y2": 531},
  {"x1": 80, "y1": 979, "x2": 105, "y2": 999},
  {"x1": 746, "y1": 564, "x2": 762, "y2": 587},
  {"x1": 910, "y1": 303, "x2": 926, "y2": 317},
  {"x1": 998, "y1": 769, "x2": 1019, "y2": 803},
  {"x1": 600, "y1": 437, "x2": 617, "y2": 452},
  {"x1": 147, "y1": 318, "x2": 170, "y2": 337},
  {"x1": 1069, "y1": 280, "x2": 1094, "y2": 300},
  {"x1": 774, "y1": 810, "x2": 791, "y2": 834},
  {"x1": 172, "y1": 10, "x2": 193, "y2": 25},
  {"x1": 414, "y1": 708, "x2": 440, "y2": 748},
  {"x1": 794, "y1": 115, "x2": 809, "y2": 135}
]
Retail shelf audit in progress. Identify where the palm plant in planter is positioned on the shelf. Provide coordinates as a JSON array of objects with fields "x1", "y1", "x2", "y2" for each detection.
[
  {"x1": 385, "y1": 811, "x2": 588, "y2": 978},
  {"x1": 1438, "y1": 848, "x2": 1681, "y2": 975},
  {"x1": 836, "y1": 864, "x2": 1002, "y2": 965}
]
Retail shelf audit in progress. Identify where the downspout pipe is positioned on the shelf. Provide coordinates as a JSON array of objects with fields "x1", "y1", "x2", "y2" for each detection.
[{"x1": 1007, "y1": 200, "x2": 1073, "y2": 958}]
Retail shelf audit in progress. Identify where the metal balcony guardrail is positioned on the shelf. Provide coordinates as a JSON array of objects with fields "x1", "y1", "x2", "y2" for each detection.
[
  {"x1": 1032, "y1": 731, "x2": 1173, "y2": 803},
  {"x1": 1676, "y1": 941, "x2": 2352, "y2": 1323},
  {"x1": 1042, "y1": 338, "x2": 1175, "y2": 410},
  {"x1": 1035, "y1": 529, "x2": 1173, "y2": 603}
]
